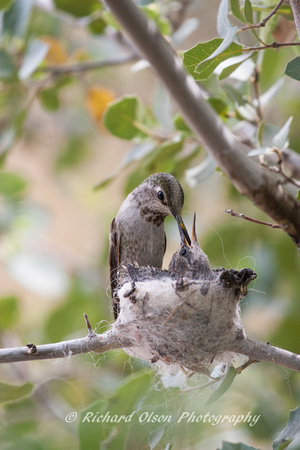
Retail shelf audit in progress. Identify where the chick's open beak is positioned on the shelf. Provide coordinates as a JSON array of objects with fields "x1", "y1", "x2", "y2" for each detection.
[
  {"x1": 176, "y1": 216, "x2": 191, "y2": 246},
  {"x1": 192, "y1": 212, "x2": 197, "y2": 243}
]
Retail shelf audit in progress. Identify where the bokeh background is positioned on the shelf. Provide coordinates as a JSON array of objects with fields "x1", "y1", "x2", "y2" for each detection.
[{"x1": 0, "y1": 0, "x2": 300, "y2": 448}]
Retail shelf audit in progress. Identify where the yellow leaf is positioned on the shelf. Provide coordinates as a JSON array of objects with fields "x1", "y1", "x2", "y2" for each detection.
[
  {"x1": 86, "y1": 87, "x2": 115, "y2": 123},
  {"x1": 41, "y1": 36, "x2": 68, "y2": 65},
  {"x1": 70, "y1": 48, "x2": 89, "y2": 62}
]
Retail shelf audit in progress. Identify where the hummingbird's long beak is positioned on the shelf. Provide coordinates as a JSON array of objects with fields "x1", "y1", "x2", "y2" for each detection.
[
  {"x1": 192, "y1": 212, "x2": 197, "y2": 243},
  {"x1": 176, "y1": 216, "x2": 191, "y2": 246}
]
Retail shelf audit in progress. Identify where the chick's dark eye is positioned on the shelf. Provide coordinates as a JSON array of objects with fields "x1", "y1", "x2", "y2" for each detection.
[
  {"x1": 180, "y1": 248, "x2": 188, "y2": 257},
  {"x1": 157, "y1": 190, "x2": 165, "y2": 201}
]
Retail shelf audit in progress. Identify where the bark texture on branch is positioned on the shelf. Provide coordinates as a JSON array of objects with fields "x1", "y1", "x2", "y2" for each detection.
[
  {"x1": 101, "y1": 0, "x2": 300, "y2": 248},
  {"x1": 289, "y1": 0, "x2": 300, "y2": 40},
  {"x1": 0, "y1": 330, "x2": 132, "y2": 364}
]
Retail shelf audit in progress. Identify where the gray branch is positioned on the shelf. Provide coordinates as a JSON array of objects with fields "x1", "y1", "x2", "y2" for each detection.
[
  {"x1": 232, "y1": 337, "x2": 300, "y2": 372},
  {"x1": 0, "y1": 330, "x2": 132, "y2": 364},
  {"x1": 101, "y1": 0, "x2": 300, "y2": 248},
  {"x1": 39, "y1": 54, "x2": 137, "y2": 75},
  {"x1": 0, "y1": 277, "x2": 299, "y2": 373},
  {"x1": 289, "y1": 0, "x2": 300, "y2": 40}
]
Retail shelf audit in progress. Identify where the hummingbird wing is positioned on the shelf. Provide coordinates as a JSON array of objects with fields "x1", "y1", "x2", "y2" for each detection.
[{"x1": 109, "y1": 217, "x2": 121, "y2": 319}]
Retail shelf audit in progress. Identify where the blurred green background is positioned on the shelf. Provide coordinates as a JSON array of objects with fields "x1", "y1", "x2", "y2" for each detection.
[{"x1": 0, "y1": 0, "x2": 300, "y2": 448}]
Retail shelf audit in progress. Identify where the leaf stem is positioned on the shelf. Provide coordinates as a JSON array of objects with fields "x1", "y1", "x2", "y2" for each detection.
[
  {"x1": 241, "y1": 41, "x2": 300, "y2": 52},
  {"x1": 240, "y1": 0, "x2": 285, "y2": 30},
  {"x1": 225, "y1": 209, "x2": 281, "y2": 228}
]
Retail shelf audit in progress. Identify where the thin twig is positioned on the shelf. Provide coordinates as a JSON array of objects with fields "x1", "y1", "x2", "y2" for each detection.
[
  {"x1": 242, "y1": 41, "x2": 300, "y2": 52},
  {"x1": 0, "y1": 330, "x2": 132, "y2": 364},
  {"x1": 225, "y1": 209, "x2": 282, "y2": 228},
  {"x1": 236, "y1": 358, "x2": 258, "y2": 373},
  {"x1": 260, "y1": 151, "x2": 300, "y2": 188},
  {"x1": 251, "y1": 67, "x2": 263, "y2": 123},
  {"x1": 39, "y1": 54, "x2": 137, "y2": 75},
  {"x1": 84, "y1": 313, "x2": 96, "y2": 338},
  {"x1": 240, "y1": 0, "x2": 285, "y2": 30}
]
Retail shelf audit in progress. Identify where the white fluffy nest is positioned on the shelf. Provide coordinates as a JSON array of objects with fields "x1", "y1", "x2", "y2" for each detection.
[{"x1": 112, "y1": 270, "x2": 251, "y2": 385}]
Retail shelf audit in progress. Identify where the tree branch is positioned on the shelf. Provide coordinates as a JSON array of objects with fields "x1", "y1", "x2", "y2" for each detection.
[
  {"x1": 101, "y1": 0, "x2": 300, "y2": 248},
  {"x1": 1, "y1": 278, "x2": 299, "y2": 373},
  {"x1": 39, "y1": 54, "x2": 137, "y2": 75},
  {"x1": 242, "y1": 41, "x2": 300, "y2": 51},
  {"x1": 0, "y1": 330, "x2": 132, "y2": 364},
  {"x1": 232, "y1": 337, "x2": 300, "y2": 372},
  {"x1": 289, "y1": 0, "x2": 300, "y2": 40},
  {"x1": 225, "y1": 209, "x2": 281, "y2": 228},
  {"x1": 240, "y1": 0, "x2": 285, "y2": 30}
]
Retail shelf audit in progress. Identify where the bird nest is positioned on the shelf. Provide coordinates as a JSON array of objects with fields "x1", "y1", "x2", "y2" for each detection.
[{"x1": 112, "y1": 263, "x2": 256, "y2": 377}]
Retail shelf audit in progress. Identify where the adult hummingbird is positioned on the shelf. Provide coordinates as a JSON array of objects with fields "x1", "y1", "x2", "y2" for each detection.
[{"x1": 109, "y1": 172, "x2": 191, "y2": 319}]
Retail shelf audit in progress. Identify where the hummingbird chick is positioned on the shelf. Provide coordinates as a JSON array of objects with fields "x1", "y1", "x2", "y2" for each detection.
[
  {"x1": 168, "y1": 213, "x2": 214, "y2": 281},
  {"x1": 109, "y1": 172, "x2": 191, "y2": 319}
]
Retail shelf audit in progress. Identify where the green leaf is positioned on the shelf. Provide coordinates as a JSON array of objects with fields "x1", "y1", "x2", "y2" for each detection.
[
  {"x1": 0, "y1": 171, "x2": 27, "y2": 197},
  {"x1": 142, "y1": 5, "x2": 171, "y2": 35},
  {"x1": 53, "y1": 0, "x2": 101, "y2": 18},
  {"x1": 252, "y1": 3, "x2": 292, "y2": 20},
  {"x1": 248, "y1": 147, "x2": 269, "y2": 157},
  {"x1": 185, "y1": 155, "x2": 217, "y2": 186},
  {"x1": 272, "y1": 116, "x2": 293, "y2": 150},
  {"x1": 0, "y1": 296, "x2": 19, "y2": 329},
  {"x1": 2, "y1": 0, "x2": 33, "y2": 38},
  {"x1": 285, "y1": 56, "x2": 300, "y2": 81},
  {"x1": 44, "y1": 278, "x2": 105, "y2": 342},
  {"x1": 244, "y1": 0, "x2": 253, "y2": 24},
  {"x1": 208, "y1": 97, "x2": 228, "y2": 115},
  {"x1": 217, "y1": 0, "x2": 231, "y2": 38},
  {"x1": 122, "y1": 141, "x2": 157, "y2": 166},
  {"x1": 173, "y1": 115, "x2": 192, "y2": 135},
  {"x1": 0, "y1": 382, "x2": 34, "y2": 404},
  {"x1": 220, "y1": 442, "x2": 259, "y2": 450},
  {"x1": 296, "y1": 190, "x2": 300, "y2": 201},
  {"x1": 39, "y1": 86, "x2": 60, "y2": 111},
  {"x1": 103, "y1": 96, "x2": 149, "y2": 140},
  {"x1": 142, "y1": 137, "x2": 183, "y2": 171},
  {"x1": 257, "y1": 121, "x2": 264, "y2": 147},
  {"x1": 0, "y1": 110, "x2": 27, "y2": 164},
  {"x1": 149, "y1": 426, "x2": 165, "y2": 449},
  {"x1": 202, "y1": 26, "x2": 239, "y2": 63},
  {"x1": 0, "y1": 0, "x2": 14, "y2": 10},
  {"x1": 39, "y1": 76, "x2": 72, "y2": 111},
  {"x1": 205, "y1": 366, "x2": 237, "y2": 404},
  {"x1": 0, "y1": 128, "x2": 16, "y2": 163},
  {"x1": 0, "y1": 50, "x2": 15, "y2": 79},
  {"x1": 78, "y1": 371, "x2": 153, "y2": 450},
  {"x1": 223, "y1": 83, "x2": 247, "y2": 105},
  {"x1": 259, "y1": 78, "x2": 284, "y2": 108},
  {"x1": 94, "y1": 141, "x2": 156, "y2": 190},
  {"x1": 101, "y1": 11, "x2": 121, "y2": 30},
  {"x1": 273, "y1": 406, "x2": 300, "y2": 450},
  {"x1": 230, "y1": 0, "x2": 246, "y2": 23},
  {"x1": 88, "y1": 17, "x2": 106, "y2": 35},
  {"x1": 56, "y1": 135, "x2": 90, "y2": 171},
  {"x1": 184, "y1": 38, "x2": 242, "y2": 81},
  {"x1": 19, "y1": 39, "x2": 49, "y2": 80},
  {"x1": 218, "y1": 55, "x2": 252, "y2": 80}
]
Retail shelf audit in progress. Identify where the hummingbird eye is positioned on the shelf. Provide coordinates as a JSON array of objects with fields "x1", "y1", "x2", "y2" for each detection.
[
  {"x1": 180, "y1": 248, "x2": 188, "y2": 257},
  {"x1": 157, "y1": 190, "x2": 165, "y2": 201}
]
